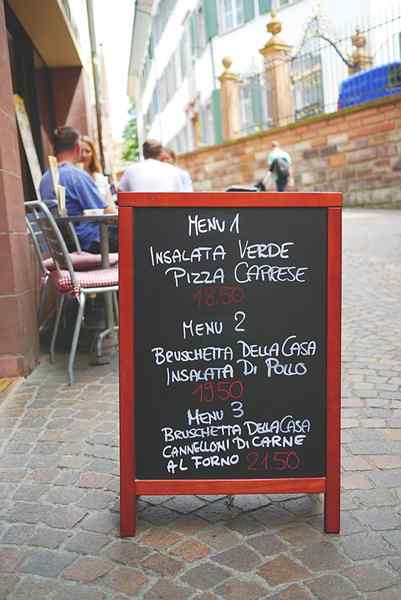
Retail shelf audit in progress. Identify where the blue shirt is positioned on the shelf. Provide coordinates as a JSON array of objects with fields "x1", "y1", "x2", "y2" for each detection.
[{"x1": 39, "y1": 163, "x2": 107, "y2": 251}]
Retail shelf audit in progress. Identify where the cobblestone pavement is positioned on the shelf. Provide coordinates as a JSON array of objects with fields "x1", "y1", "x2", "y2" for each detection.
[{"x1": 1, "y1": 208, "x2": 401, "y2": 599}]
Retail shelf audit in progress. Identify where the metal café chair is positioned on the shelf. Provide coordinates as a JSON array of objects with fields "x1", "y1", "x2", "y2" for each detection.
[
  {"x1": 26, "y1": 200, "x2": 119, "y2": 385},
  {"x1": 26, "y1": 210, "x2": 119, "y2": 331}
]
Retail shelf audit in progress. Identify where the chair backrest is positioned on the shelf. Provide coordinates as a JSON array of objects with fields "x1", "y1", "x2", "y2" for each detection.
[
  {"x1": 25, "y1": 214, "x2": 47, "y2": 275},
  {"x1": 25, "y1": 201, "x2": 77, "y2": 287}
]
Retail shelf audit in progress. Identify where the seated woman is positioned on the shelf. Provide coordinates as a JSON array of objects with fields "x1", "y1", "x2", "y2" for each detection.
[{"x1": 81, "y1": 136, "x2": 115, "y2": 206}]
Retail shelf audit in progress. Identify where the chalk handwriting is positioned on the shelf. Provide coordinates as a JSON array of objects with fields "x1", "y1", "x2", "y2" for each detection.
[{"x1": 182, "y1": 319, "x2": 223, "y2": 340}]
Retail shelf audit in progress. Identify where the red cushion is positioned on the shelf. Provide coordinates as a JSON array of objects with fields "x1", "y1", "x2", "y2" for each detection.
[
  {"x1": 50, "y1": 267, "x2": 118, "y2": 296},
  {"x1": 43, "y1": 251, "x2": 118, "y2": 272}
]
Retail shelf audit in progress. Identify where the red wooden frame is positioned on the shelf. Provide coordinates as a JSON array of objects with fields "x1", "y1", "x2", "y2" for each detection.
[{"x1": 119, "y1": 192, "x2": 342, "y2": 537}]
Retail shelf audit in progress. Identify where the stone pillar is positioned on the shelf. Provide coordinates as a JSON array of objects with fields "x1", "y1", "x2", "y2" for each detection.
[
  {"x1": 218, "y1": 57, "x2": 242, "y2": 140},
  {"x1": 259, "y1": 11, "x2": 293, "y2": 128},
  {"x1": 0, "y1": 0, "x2": 39, "y2": 377},
  {"x1": 185, "y1": 99, "x2": 201, "y2": 148},
  {"x1": 349, "y1": 29, "x2": 373, "y2": 75}
]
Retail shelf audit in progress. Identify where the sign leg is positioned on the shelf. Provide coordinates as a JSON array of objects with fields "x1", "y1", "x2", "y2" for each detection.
[
  {"x1": 120, "y1": 485, "x2": 136, "y2": 537},
  {"x1": 324, "y1": 484, "x2": 340, "y2": 533}
]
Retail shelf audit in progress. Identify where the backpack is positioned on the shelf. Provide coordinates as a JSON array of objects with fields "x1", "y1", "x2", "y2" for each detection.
[{"x1": 272, "y1": 156, "x2": 290, "y2": 179}]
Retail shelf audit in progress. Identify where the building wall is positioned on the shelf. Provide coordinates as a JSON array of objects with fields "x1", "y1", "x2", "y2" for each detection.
[
  {"x1": 137, "y1": 0, "x2": 400, "y2": 149},
  {"x1": 0, "y1": 0, "x2": 38, "y2": 377},
  {"x1": 178, "y1": 95, "x2": 401, "y2": 206},
  {"x1": 51, "y1": 67, "x2": 89, "y2": 137}
]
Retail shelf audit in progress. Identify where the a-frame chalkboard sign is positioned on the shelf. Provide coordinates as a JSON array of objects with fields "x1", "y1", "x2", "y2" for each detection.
[{"x1": 118, "y1": 192, "x2": 342, "y2": 537}]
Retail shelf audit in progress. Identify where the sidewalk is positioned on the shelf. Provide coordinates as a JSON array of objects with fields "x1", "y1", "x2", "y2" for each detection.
[{"x1": 0, "y1": 209, "x2": 401, "y2": 599}]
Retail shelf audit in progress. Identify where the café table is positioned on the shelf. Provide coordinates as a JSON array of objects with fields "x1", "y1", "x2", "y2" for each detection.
[{"x1": 56, "y1": 212, "x2": 118, "y2": 363}]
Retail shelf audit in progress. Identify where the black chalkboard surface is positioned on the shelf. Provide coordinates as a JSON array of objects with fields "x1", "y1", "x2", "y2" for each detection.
[{"x1": 134, "y1": 207, "x2": 327, "y2": 480}]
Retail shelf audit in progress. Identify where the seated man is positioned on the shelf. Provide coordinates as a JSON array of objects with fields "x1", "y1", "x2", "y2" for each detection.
[
  {"x1": 39, "y1": 126, "x2": 117, "y2": 253},
  {"x1": 119, "y1": 139, "x2": 189, "y2": 192}
]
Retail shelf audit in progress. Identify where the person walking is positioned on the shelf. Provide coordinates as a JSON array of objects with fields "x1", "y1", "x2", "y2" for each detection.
[
  {"x1": 267, "y1": 140, "x2": 291, "y2": 192},
  {"x1": 119, "y1": 139, "x2": 188, "y2": 192}
]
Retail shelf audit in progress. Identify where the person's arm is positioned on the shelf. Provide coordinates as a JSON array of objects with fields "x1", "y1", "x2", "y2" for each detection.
[
  {"x1": 118, "y1": 170, "x2": 131, "y2": 192},
  {"x1": 180, "y1": 169, "x2": 193, "y2": 192}
]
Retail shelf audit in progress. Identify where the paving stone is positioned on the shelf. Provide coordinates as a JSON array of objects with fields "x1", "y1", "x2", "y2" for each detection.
[
  {"x1": 252, "y1": 505, "x2": 295, "y2": 529},
  {"x1": 78, "y1": 472, "x2": 113, "y2": 489},
  {"x1": 383, "y1": 530, "x2": 401, "y2": 552},
  {"x1": 12, "y1": 484, "x2": 48, "y2": 502},
  {"x1": 3, "y1": 501, "x2": 49, "y2": 524},
  {"x1": 341, "y1": 473, "x2": 374, "y2": 490},
  {"x1": 354, "y1": 508, "x2": 401, "y2": 530},
  {"x1": 54, "y1": 471, "x2": 80, "y2": 486},
  {"x1": 213, "y1": 544, "x2": 261, "y2": 572},
  {"x1": 29, "y1": 526, "x2": 70, "y2": 549},
  {"x1": 141, "y1": 552, "x2": 184, "y2": 577},
  {"x1": 337, "y1": 511, "x2": 365, "y2": 535},
  {"x1": 143, "y1": 579, "x2": 193, "y2": 599},
  {"x1": 257, "y1": 556, "x2": 311, "y2": 586},
  {"x1": 101, "y1": 539, "x2": 150, "y2": 563},
  {"x1": 180, "y1": 562, "x2": 232, "y2": 590},
  {"x1": 26, "y1": 468, "x2": 59, "y2": 483},
  {"x1": 49, "y1": 583, "x2": 105, "y2": 600},
  {"x1": 169, "y1": 538, "x2": 210, "y2": 562},
  {"x1": 247, "y1": 533, "x2": 288, "y2": 556},
  {"x1": 21, "y1": 549, "x2": 77, "y2": 577},
  {"x1": 105, "y1": 566, "x2": 148, "y2": 595},
  {"x1": 142, "y1": 505, "x2": 180, "y2": 526},
  {"x1": 306, "y1": 574, "x2": 358, "y2": 599},
  {"x1": 65, "y1": 531, "x2": 110, "y2": 555},
  {"x1": 1, "y1": 524, "x2": 36, "y2": 545},
  {"x1": 0, "y1": 574, "x2": 19, "y2": 599},
  {"x1": 277, "y1": 524, "x2": 323, "y2": 547},
  {"x1": 368, "y1": 470, "x2": 401, "y2": 488},
  {"x1": 80, "y1": 511, "x2": 118, "y2": 534},
  {"x1": 342, "y1": 455, "x2": 372, "y2": 470},
  {"x1": 266, "y1": 584, "x2": 312, "y2": 600},
  {"x1": 197, "y1": 525, "x2": 240, "y2": 551},
  {"x1": 282, "y1": 495, "x2": 324, "y2": 517},
  {"x1": 341, "y1": 532, "x2": 396, "y2": 560},
  {"x1": 44, "y1": 505, "x2": 88, "y2": 529},
  {"x1": 0, "y1": 546, "x2": 26, "y2": 572},
  {"x1": 78, "y1": 490, "x2": 115, "y2": 510},
  {"x1": 9, "y1": 576, "x2": 58, "y2": 600},
  {"x1": 169, "y1": 514, "x2": 209, "y2": 535},
  {"x1": 232, "y1": 494, "x2": 272, "y2": 511},
  {"x1": 226, "y1": 514, "x2": 263, "y2": 536},
  {"x1": 135, "y1": 495, "x2": 172, "y2": 506},
  {"x1": 0, "y1": 469, "x2": 25, "y2": 483},
  {"x1": 162, "y1": 495, "x2": 206, "y2": 514},
  {"x1": 343, "y1": 564, "x2": 400, "y2": 592},
  {"x1": 366, "y1": 591, "x2": 401, "y2": 600},
  {"x1": 215, "y1": 578, "x2": 267, "y2": 599},
  {"x1": 86, "y1": 459, "x2": 118, "y2": 475},
  {"x1": 295, "y1": 541, "x2": 349, "y2": 573},
  {"x1": 195, "y1": 498, "x2": 241, "y2": 523},
  {"x1": 352, "y1": 488, "x2": 399, "y2": 507},
  {"x1": 139, "y1": 526, "x2": 183, "y2": 550},
  {"x1": 63, "y1": 557, "x2": 114, "y2": 583}
]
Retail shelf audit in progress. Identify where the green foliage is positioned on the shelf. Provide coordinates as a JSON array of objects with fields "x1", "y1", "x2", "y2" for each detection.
[{"x1": 122, "y1": 104, "x2": 139, "y2": 162}]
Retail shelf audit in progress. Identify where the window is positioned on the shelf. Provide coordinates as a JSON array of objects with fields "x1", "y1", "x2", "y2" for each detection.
[
  {"x1": 179, "y1": 25, "x2": 191, "y2": 80},
  {"x1": 195, "y1": 5, "x2": 207, "y2": 56},
  {"x1": 292, "y1": 51, "x2": 324, "y2": 120},
  {"x1": 218, "y1": 0, "x2": 244, "y2": 33},
  {"x1": 239, "y1": 75, "x2": 268, "y2": 134},
  {"x1": 240, "y1": 85, "x2": 253, "y2": 131}
]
